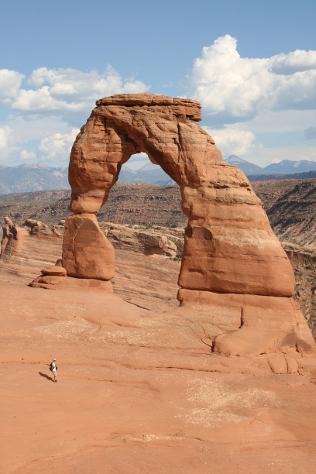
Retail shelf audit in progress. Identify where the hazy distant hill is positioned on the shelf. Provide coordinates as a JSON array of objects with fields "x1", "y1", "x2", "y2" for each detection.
[
  {"x1": 0, "y1": 165, "x2": 68, "y2": 194},
  {"x1": 118, "y1": 157, "x2": 316, "y2": 183},
  {"x1": 225, "y1": 156, "x2": 316, "y2": 176},
  {"x1": 248, "y1": 170, "x2": 316, "y2": 180},
  {"x1": 1, "y1": 158, "x2": 316, "y2": 194},
  {"x1": 119, "y1": 162, "x2": 174, "y2": 185},
  {"x1": 264, "y1": 159, "x2": 316, "y2": 175},
  {"x1": 225, "y1": 155, "x2": 263, "y2": 175},
  {"x1": 0, "y1": 163, "x2": 172, "y2": 194}
]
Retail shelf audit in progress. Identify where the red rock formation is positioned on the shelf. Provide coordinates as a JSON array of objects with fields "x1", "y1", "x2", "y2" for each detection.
[
  {"x1": 0, "y1": 217, "x2": 23, "y2": 260},
  {"x1": 67, "y1": 94, "x2": 293, "y2": 295},
  {"x1": 62, "y1": 213, "x2": 115, "y2": 280},
  {"x1": 56, "y1": 93, "x2": 315, "y2": 357}
]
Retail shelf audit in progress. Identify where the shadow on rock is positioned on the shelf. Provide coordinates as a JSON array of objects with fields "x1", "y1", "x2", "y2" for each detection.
[{"x1": 38, "y1": 371, "x2": 55, "y2": 382}]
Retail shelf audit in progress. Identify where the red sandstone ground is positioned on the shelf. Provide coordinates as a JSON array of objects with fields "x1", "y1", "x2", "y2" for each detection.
[{"x1": 1, "y1": 233, "x2": 316, "y2": 473}]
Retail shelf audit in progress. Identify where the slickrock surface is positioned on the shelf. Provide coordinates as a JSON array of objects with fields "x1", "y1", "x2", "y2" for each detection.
[
  {"x1": 1, "y1": 232, "x2": 316, "y2": 473},
  {"x1": 4, "y1": 216, "x2": 315, "y2": 339},
  {"x1": 1, "y1": 185, "x2": 315, "y2": 336},
  {"x1": 1, "y1": 93, "x2": 316, "y2": 472},
  {"x1": 59, "y1": 93, "x2": 313, "y2": 358}
]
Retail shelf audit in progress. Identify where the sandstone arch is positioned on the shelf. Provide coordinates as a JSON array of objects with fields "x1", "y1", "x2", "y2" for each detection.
[
  {"x1": 64, "y1": 94, "x2": 294, "y2": 295},
  {"x1": 60, "y1": 93, "x2": 315, "y2": 357}
]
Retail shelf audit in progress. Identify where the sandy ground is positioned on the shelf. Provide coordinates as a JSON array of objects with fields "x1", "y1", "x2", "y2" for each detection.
[{"x1": 1, "y1": 235, "x2": 316, "y2": 473}]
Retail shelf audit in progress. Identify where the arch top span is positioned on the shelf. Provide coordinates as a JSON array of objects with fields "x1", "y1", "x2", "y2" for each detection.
[
  {"x1": 95, "y1": 93, "x2": 202, "y2": 121},
  {"x1": 69, "y1": 93, "x2": 221, "y2": 214}
]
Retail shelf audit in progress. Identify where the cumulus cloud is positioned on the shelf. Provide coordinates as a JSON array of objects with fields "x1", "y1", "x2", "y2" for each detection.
[
  {"x1": 11, "y1": 65, "x2": 149, "y2": 113},
  {"x1": 190, "y1": 35, "x2": 316, "y2": 121},
  {"x1": 0, "y1": 69, "x2": 24, "y2": 102},
  {"x1": 269, "y1": 50, "x2": 316, "y2": 75},
  {"x1": 20, "y1": 149, "x2": 37, "y2": 162},
  {"x1": 205, "y1": 125, "x2": 255, "y2": 157},
  {"x1": 0, "y1": 126, "x2": 11, "y2": 152},
  {"x1": 0, "y1": 125, "x2": 18, "y2": 164},
  {"x1": 0, "y1": 64, "x2": 150, "y2": 166},
  {"x1": 38, "y1": 129, "x2": 79, "y2": 163},
  {"x1": 243, "y1": 144, "x2": 316, "y2": 167},
  {"x1": 7, "y1": 115, "x2": 73, "y2": 143},
  {"x1": 12, "y1": 87, "x2": 83, "y2": 112},
  {"x1": 0, "y1": 116, "x2": 79, "y2": 166}
]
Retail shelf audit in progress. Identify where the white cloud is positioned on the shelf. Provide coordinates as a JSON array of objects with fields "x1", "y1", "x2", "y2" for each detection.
[
  {"x1": 0, "y1": 64, "x2": 150, "y2": 166},
  {"x1": 240, "y1": 109, "x2": 316, "y2": 134},
  {"x1": 0, "y1": 125, "x2": 17, "y2": 164},
  {"x1": 7, "y1": 115, "x2": 74, "y2": 143},
  {"x1": 243, "y1": 144, "x2": 316, "y2": 167},
  {"x1": 124, "y1": 152, "x2": 149, "y2": 170},
  {"x1": 0, "y1": 126, "x2": 11, "y2": 152},
  {"x1": 38, "y1": 129, "x2": 79, "y2": 163},
  {"x1": 12, "y1": 65, "x2": 149, "y2": 113},
  {"x1": 206, "y1": 126, "x2": 255, "y2": 157},
  {"x1": 12, "y1": 87, "x2": 84, "y2": 112},
  {"x1": 1, "y1": 53, "x2": 315, "y2": 168},
  {"x1": 269, "y1": 50, "x2": 316, "y2": 74},
  {"x1": 20, "y1": 149, "x2": 37, "y2": 162},
  {"x1": 190, "y1": 35, "x2": 316, "y2": 121},
  {"x1": 0, "y1": 119, "x2": 79, "y2": 166},
  {"x1": 0, "y1": 69, "x2": 24, "y2": 102},
  {"x1": 0, "y1": 115, "x2": 80, "y2": 165}
]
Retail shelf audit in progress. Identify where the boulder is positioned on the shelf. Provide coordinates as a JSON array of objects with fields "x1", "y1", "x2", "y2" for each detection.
[
  {"x1": 158, "y1": 235, "x2": 177, "y2": 258},
  {"x1": 29, "y1": 275, "x2": 113, "y2": 292},
  {"x1": 62, "y1": 214, "x2": 115, "y2": 280},
  {"x1": 41, "y1": 265, "x2": 67, "y2": 277},
  {"x1": 0, "y1": 216, "x2": 22, "y2": 260}
]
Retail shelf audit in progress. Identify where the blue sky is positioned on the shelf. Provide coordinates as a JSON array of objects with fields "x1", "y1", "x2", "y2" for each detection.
[{"x1": 0, "y1": 0, "x2": 316, "y2": 168}]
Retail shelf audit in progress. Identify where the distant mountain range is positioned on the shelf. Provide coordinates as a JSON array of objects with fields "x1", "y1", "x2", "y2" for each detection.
[
  {"x1": 119, "y1": 162, "x2": 174, "y2": 185},
  {"x1": 225, "y1": 155, "x2": 263, "y2": 175},
  {"x1": 0, "y1": 157, "x2": 316, "y2": 195},
  {"x1": 225, "y1": 155, "x2": 316, "y2": 176},
  {"x1": 0, "y1": 165, "x2": 68, "y2": 195}
]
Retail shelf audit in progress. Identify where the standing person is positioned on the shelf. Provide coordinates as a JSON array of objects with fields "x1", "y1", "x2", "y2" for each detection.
[{"x1": 49, "y1": 358, "x2": 58, "y2": 383}]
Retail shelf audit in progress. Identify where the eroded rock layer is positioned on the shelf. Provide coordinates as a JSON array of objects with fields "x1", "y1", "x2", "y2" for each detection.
[
  {"x1": 62, "y1": 213, "x2": 115, "y2": 281},
  {"x1": 66, "y1": 94, "x2": 293, "y2": 294},
  {"x1": 0, "y1": 217, "x2": 23, "y2": 261},
  {"x1": 58, "y1": 93, "x2": 315, "y2": 356}
]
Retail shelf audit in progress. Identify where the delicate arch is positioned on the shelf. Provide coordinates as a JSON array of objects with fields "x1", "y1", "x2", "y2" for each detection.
[{"x1": 64, "y1": 93, "x2": 294, "y2": 299}]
